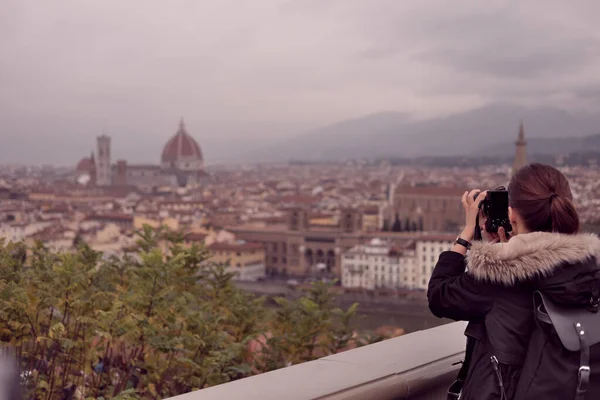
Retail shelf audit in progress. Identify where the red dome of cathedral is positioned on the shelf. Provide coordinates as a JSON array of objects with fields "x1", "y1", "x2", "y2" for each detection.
[
  {"x1": 76, "y1": 153, "x2": 96, "y2": 173},
  {"x1": 161, "y1": 119, "x2": 203, "y2": 165}
]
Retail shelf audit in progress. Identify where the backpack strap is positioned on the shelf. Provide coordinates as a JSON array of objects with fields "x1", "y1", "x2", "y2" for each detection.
[
  {"x1": 535, "y1": 304, "x2": 551, "y2": 324},
  {"x1": 447, "y1": 336, "x2": 475, "y2": 399},
  {"x1": 534, "y1": 291, "x2": 598, "y2": 400},
  {"x1": 575, "y1": 322, "x2": 590, "y2": 400}
]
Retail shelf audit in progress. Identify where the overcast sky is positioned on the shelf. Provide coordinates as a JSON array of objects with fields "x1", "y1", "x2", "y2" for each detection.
[{"x1": 2, "y1": 0, "x2": 600, "y2": 164}]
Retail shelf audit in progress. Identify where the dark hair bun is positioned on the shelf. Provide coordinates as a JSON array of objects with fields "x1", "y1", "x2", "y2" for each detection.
[{"x1": 508, "y1": 163, "x2": 579, "y2": 234}]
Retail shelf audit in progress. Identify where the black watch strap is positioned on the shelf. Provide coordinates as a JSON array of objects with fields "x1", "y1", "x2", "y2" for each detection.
[{"x1": 454, "y1": 236, "x2": 471, "y2": 249}]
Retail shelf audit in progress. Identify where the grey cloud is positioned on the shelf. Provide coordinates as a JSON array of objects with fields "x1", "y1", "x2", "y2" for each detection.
[
  {"x1": 421, "y1": 44, "x2": 599, "y2": 79},
  {"x1": 574, "y1": 85, "x2": 600, "y2": 99},
  {"x1": 357, "y1": 4, "x2": 600, "y2": 78}
]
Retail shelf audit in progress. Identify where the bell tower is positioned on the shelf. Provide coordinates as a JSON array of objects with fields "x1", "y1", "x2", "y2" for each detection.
[
  {"x1": 513, "y1": 122, "x2": 527, "y2": 175},
  {"x1": 96, "y1": 135, "x2": 111, "y2": 186}
]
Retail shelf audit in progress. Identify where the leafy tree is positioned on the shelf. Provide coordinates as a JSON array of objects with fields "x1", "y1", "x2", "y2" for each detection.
[
  {"x1": 254, "y1": 281, "x2": 359, "y2": 372},
  {"x1": 0, "y1": 226, "x2": 367, "y2": 399}
]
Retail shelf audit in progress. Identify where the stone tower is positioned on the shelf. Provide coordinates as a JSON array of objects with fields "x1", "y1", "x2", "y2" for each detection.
[
  {"x1": 96, "y1": 135, "x2": 111, "y2": 186},
  {"x1": 513, "y1": 122, "x2": 527, "y2": 174}
]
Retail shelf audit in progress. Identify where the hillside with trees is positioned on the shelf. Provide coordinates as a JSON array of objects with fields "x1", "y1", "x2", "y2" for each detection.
[{"x1": 0, "y1": 226, "x2": 372, "y2": 399}]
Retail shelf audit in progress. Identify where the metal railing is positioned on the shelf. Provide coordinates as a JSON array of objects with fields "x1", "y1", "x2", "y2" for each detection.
[{"x1": 169, "y1": 321, "x2": 467, "y2": 400}]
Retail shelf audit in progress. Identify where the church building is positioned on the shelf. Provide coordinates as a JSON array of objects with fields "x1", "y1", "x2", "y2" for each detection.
[{"x1": 75, "y1": 119, "x2": 207, "y2": 188}]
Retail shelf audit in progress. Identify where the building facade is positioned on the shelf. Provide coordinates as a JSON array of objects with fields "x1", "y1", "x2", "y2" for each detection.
[
  {"x1": 391, "y1": 186, "x2": 465, "y2": 232},
  {"x1": 208, "y1": 241, "x2": 266, "y2": 281},
  {"x1": 341, "y1": 239, "x2": 400, "y2": 290},
  {"x1": 341, "y1": 236, "x2": 453, "y2": 291},
  {"x1": 415, "y1": 237, "x2": 454, "y2": 289},
  {"x1": 229, "y1": 207, "x2": 453, "y2": 283},
  {"x1": 230, "y1": 208, "x2": 366, "y2": 278}
]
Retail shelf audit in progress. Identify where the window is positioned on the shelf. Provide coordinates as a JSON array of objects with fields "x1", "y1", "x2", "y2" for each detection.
[
  {"x1": 422, "y1": 255, "x2": 426, "y2": 262},
  {"x1": 272, "y1": 257, "x2": 278, "y2": 263},
  {"x1": 431, "y1": 255, "x2": 435, "y2": 262}
]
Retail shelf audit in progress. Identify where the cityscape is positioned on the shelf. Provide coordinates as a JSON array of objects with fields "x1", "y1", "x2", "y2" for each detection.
[
  {"x1": 2, "y1": 118, "x2": 600, "y2": 398},
  {"x1": 2, "y1": 120, "x2": 599, "y2": 291},
  {"x1": 3, "y1": 1, "x2": 600, "y2": 398}
]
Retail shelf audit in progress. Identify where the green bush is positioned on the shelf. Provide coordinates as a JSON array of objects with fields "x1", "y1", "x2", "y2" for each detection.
[{"x1": 0, "y1": 226, "x2": 362, "y2": 399}]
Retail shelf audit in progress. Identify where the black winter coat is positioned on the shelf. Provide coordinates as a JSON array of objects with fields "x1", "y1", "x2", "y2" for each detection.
[{"x1": 428, "y1": 232, "x2": 600, "y2": 400}]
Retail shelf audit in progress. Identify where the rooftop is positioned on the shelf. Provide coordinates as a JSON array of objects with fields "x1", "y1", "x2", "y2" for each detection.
[{"x1": 209, "y1": 241, "x2": 264, "y2": 252}]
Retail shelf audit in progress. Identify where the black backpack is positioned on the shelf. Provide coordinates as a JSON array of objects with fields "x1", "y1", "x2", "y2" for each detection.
[{"x1": 515, "y1": 291, "x2": 600, "y2": 400}]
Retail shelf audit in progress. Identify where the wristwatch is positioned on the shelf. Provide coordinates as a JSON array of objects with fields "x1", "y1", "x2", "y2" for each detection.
[{"x1": 454, "y1": 236, "x2": 472, "y2": 250}]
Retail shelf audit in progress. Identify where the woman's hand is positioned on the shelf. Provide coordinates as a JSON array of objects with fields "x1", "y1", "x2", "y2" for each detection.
[
  {"x1": 460, "y1": 190, "x2": 487, "y2": 241},
  {"x1": 485, "y1": 226, "x2": 509, "y2": 243},
  {"x1": 479, "y1": 213, "x2": 509, "y2": 243}
]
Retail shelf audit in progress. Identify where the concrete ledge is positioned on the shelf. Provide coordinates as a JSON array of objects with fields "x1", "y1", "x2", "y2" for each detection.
[{"x1": 170, "y1": 321, "x2": 467, "y2": 400}]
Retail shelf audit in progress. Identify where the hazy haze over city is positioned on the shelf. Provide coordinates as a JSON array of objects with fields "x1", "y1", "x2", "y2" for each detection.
[{"x1": 2, "y1": 0, "x2": 600, "y2": 164}]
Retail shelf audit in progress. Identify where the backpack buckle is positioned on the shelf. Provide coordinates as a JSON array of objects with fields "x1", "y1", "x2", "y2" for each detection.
[{"x1": 577, "y1": 366, "x2": 590, "y2": 393}]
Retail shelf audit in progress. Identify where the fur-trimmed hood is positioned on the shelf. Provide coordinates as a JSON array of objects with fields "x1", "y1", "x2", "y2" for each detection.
[{"x1": 466, "y1": 232, "x2": 600, "y2": 286}]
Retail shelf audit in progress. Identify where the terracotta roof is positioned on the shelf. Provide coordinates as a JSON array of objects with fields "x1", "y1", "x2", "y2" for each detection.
[
  {"x1": 212, "y1": 210, "x2": 237, "y2": 215},
  {"x1": 160, "y1": 200, "x2": 203, "y2": 206},
  {"x1": 185, "y1": 232, "x2": 207, "y2": 242},
  {"x1": 87, "y1": 213, "x2": 134, "y2": 222},
  {"x1": 251, "y1": 216, "x2": 286, "y2": 224},
  {"x1": 277, "y1": 195, "x2": 318, "y2": 204},
  {"x1": 126, "y1": 164, "x2": 162, "y2": 171},
  {"x1": 44, "y1": 205, "x2": 69, "y2": 213},
  {"x1": 208, "y1": 242, "x2": 264, "y2": 252},
  {"x1": 361, "y1": 206, "x2": 379, "y2": 215},
  {"x1": 30, "y1": 225, "x2": 70, "y2": 241},
  {"x1": 395, "y1": 185, "x2": 466, "y2": 197},
  {"x1": 161, "y1": 119, "x2": 203, "y2": 163},
  {"x1": 30, "y1": 187, "x2": 56, "y2": 194},
  {"x1": 76, "y1": 157, "x2": 96, "y2": 173}
]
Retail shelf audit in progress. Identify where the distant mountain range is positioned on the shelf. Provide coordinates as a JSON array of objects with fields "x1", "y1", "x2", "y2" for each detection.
[{"x1": 243, "y1": 104, "x2": 600, "y2": 162}]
